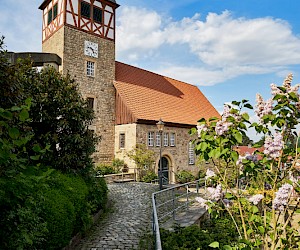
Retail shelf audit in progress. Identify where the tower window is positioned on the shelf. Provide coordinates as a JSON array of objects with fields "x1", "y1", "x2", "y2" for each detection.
[
  {"x1": 86, "y1": 61, "x2": 95, "y2": 77},
  {"x1": 156, "y1": 133, "x2": 161, "y2": 147},
  {"x1": 81, "y1": 1, "x2": 91, "y2": 19},
  {"x1": 87, "y1": 97, "x2": 94, "y2": 110},
  {"x1": 47, "y1": 3, "x2": 58, "y2": 25},
  {"x1": 93, "y1": 6, "x2": 102, "y2": 23}
]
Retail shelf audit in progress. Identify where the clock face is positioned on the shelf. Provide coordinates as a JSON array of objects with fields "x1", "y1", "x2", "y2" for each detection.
[{"x1": 84, "y1": 41, "x2": 98, "y2": 58}]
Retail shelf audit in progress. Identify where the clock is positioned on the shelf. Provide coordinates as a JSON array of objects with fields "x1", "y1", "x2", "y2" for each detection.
[{"x1": 84, "y1": 41, "x2": 98, "y2": 58}]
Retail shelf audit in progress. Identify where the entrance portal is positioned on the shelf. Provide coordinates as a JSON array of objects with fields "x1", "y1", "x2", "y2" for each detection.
[{"x1": 159, "y1": 157, "x2": 169, "y2": 185}]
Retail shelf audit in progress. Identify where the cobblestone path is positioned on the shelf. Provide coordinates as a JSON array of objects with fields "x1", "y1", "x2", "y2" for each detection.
[{"x1": 75, "y1": 182, "x2": 158, "y2": 250}]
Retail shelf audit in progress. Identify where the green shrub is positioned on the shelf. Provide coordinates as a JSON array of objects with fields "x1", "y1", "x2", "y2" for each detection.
[
  {"x1": 40, "y1": 189, "x2": 76, "y2": 249},
  {"x1": 176, "y1": 170, "x2": 195, "y2": 183},
  {"x1": 141, "y1": 171, "x2": 158, "y2": 183},
  {"x1": 160, "y1": 216, "x2": 238, "y2": 249},
  {"x1": 85, "y1": 173, "x2": 108, "y2": 213},
  {"x1": 96, "y1": 164, "x2": 117, "y2": 175},
  {"x1": 112, "y1": 158, "x2": 125, "y2": 173}
]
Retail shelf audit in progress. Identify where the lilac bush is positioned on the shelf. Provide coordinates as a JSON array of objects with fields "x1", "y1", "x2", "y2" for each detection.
[{"x1": 192, "y1": 74, "x2": 300, "y2": 249}]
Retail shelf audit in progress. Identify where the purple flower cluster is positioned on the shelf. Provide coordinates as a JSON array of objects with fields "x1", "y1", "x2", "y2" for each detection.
[
  {"x1": 215, "y1": 120, "x2": 232, "y2": 136},
  {"x1": 197, "y1": 123, "x2": 208, "y2": 137},
  {"x1": 264, "y1": 132, "x2": 284, "y2": 159},
  {"x1": 236, "y1": 153, "x2": 258, "y2": 171},
  {"x1": 207, "y1": 184, "x2": 223, "y2": 200},
  {"x1": 248, "y1": 194, "x2": 264, "y2": 205},
  {"x1": 195, "y1": 197, "x2": 209, "y2": 209},
  {"x1": 273, "y1": 183, "x2": 293, "y2": 211},
  {"x1": 205, "y1": 169, "x2": 216, "y2": 180},
  {"x1": 215, "y1": 105, "x2": 239, "y2": 135},
  {"x1": 271, "y1": 74, "x2": 300, "y2": 97},
  {"x1": 255, "y1": 94, "x2": 273, "y2": 123}
]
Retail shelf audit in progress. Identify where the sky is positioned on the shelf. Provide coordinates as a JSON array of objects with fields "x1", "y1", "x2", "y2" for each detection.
[{"x1": 0, "y1": 0, "x2": 300, "y2": 140}]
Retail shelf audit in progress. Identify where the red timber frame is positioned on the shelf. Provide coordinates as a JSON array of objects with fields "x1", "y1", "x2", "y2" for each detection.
[{"x1": 41, "y1": 0, "x2": 118, "y2": 43}]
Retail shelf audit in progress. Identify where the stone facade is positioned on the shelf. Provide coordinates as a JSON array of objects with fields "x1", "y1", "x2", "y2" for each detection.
[
  {"x1": 115, "y1": 123, "x2": 198, "y2": 183},
  {"x1": 42, "y1": 26, "x2": 116, "y2": 163}
]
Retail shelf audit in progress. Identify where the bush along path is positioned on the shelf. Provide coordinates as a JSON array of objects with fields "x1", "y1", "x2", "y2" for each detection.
[{"x1": 75, "y1": 182, "x2": 158, "y2": 250}]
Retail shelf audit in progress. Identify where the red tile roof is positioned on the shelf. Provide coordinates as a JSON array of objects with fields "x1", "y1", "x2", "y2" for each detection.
[{"x1": 114, "y1": 61, "x2": 220, "y2": 126}]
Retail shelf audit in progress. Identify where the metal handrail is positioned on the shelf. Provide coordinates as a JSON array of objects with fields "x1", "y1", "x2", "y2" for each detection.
[{"x1": 151, "y1": 179, "x2": 205, "y2": 250}]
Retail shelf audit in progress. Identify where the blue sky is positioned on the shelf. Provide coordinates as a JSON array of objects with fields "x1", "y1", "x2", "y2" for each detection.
[{"x1": 1, "y1": 0, "x2": 300, "y2": 140}]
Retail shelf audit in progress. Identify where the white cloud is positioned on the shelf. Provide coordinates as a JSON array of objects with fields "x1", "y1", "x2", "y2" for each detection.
[
  {"x1": 116, "y1": 7, "x2": 300, "y2": 85},
  {"x1": 116, "y1": 6, "x2": 164, "y2": 60}
]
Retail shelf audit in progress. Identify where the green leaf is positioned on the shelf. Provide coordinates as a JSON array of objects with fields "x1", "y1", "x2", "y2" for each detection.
[
  {"x1": 234, "y1": 132, "x2": 243, "y2": 144},
  {"x1": 289, "y1": 92, "x2": 298, "y2": 101},
  {"x1": 8, "y1": 127, "x2": 20, "y2": 139},
  {"x1": 258, "y1": 226, "x2": 265, "y2": 234},
  {"x1": 242, "y1": 113, "x2": 250, "y2": 121},
  {"x1": 30, "y1": 155, "x2": 40, "y2": 161},
  {"x1": 244, "y1": 103, "x2": 253, "y2": 109},
  {"x1": 32, "y1": 144, "x2": 42, "y2": 153},
  {"x1": 232, "y1": 101, "x2": 241, "y2": 106},
  {"x1": 209, "y1": 242, "x2": 220, "y2": 248},
  {"x1": 252, "y1": 205, "x2": 259, "y2": 214},
  {"x1": 0, "y1": 110, "x2": 13, "y2": 120},
  {"x1": 223, "y1": 246, "x2": 232, "y2": 250},
  {"x1": 19, "y1": 109, "x2": 29, "y2": 121}
]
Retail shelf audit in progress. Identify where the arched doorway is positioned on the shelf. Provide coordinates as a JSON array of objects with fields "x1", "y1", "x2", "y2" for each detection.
[{"x1": 159, "y1": 157, "x2": 169, "y2": 185}]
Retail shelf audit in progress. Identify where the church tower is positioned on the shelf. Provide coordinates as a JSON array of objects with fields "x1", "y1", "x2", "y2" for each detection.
[{"x1": 39, "y1": 0, "x2": 119, "y2": 163}]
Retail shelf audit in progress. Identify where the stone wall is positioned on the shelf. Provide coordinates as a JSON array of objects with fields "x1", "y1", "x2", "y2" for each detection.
[
  {"x1": 42, "y1": 26, "x2": 116, "y2": 164},
  {"x1": 114, "y1": 123, "x2": 199, "y2": 183}
]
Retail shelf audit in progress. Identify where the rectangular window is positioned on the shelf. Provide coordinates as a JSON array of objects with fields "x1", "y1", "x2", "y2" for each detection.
[
  {"x1": 170, "y1": 133, "x2": 176, "y2": 147},
  {"x1": 93, "y1": 6, "x2": 102, "y2": 23},
  {"x1": 81, "y1": 1, "x2": 91, "y2": 19},
  {"x1": 164, "y1": 133, "x2": 169, "y2": 147},
  {"x1": 119, "y1": 133, "x2": 125, "y2": 149},
  {"x1": 87, "y1": 97, "x2": 94, "y2": 110},
  {"x1": 47, "y1": 8, "x2": 53, "y2": 25},
  {"x1": 148, "y1": 132, "x2": 154, "y2": 147},
  {"x1": 86, "y1": 61, "x2": 95, "y2": 77},
  {"x1": 53, "y1": 3, "x2": 58, "y2": 19},
  {"x1": 156, "y1": 133, "x2": 161, "y2": 147},
  {"x1": 188, "y1": 141, "x2": 195, "y2": 165}
]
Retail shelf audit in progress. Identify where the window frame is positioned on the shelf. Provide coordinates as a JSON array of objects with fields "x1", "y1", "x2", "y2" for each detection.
[
  {"x1": 163, "y1": 133, "x2": 169, "y2": 147},
  {"x1": 87, "y1": 97, "x2": 95, "y2": 110},
  {"x1": 170, "y1": 132, "x2": 176, "y2": 147},
  {"x1": 47, "y1": 3, "x2": 58, "y2": 25},
  {"x1": 148, "y1": 132, "x2": 154, "y2": 147},
  {"x1": 188, "y1": 141, "x2": 195, "y2": 165},
  {"x1": 93, "y1": 6, "x2": 103, "y2": 23},
  {"x1": 81, "y1": 1, "x2": 91, "y2": 19},
  {"x1": 156, "y1": 132, "x2": 161, "y2": 147},
  {"x1": 86, "y1": 61, "x2": 95, "y2": 77},
  {"x1": 119, "y1": 133, "x2": 125, "y2": 149}
]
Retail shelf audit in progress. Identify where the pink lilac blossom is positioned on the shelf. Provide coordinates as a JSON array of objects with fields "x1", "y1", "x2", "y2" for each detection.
[
  {"x1": 271, "y1": 74, "x2": 300, "y2": 97},
  {"x1": 236, "y1": 153, "x2": 258, "y2": 171},
  {"x1": 195, "y1": 197, "x2": 210, "y2": 209},
  {"x1": 249, "y1": 194, "x2": 264, "y2": 205},
  {"x1": 255, "y1": 94, "x2": 273, "y2": 123},
  {"x1": 273, "y1": 183, "x2": 293, "y2": 211},
  {"x1": 264, "y1": 132, "x2": 284, "y2": 159},
  {"x1": 207, "y1": 184, "x2": 223, "y2": 200},
  {"x1": 205, "y1": 169, "x2": 215, "y2": 180},
  {"x1": 197, "y1": 123, "x2": 207, "y2": 137},
  {"x1": 215, "y1": 120, "x2": 232, "y2": 135}
]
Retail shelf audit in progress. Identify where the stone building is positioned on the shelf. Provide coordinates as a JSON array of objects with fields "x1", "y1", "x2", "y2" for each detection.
[{"x1": 39, "y1": 0, "x2": 219, "y2": 183}]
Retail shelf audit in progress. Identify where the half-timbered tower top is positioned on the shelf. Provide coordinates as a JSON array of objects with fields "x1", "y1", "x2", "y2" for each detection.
[{"x1": 39, "y1": 0, "x2": 119, "y2": 43}]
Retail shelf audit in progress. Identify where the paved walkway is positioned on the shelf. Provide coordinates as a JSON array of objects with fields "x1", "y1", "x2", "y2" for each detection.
[{"x1": 75, "y1": 182, "x2": 158, "y2": 250}]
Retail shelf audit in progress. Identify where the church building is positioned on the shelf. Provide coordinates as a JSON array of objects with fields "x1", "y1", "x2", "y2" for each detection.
[{"x1": 38, "y1": 0, "x2": 219, "y2": 183}]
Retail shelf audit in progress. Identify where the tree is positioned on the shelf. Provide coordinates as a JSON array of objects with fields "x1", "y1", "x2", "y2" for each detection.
[
  {"x1": 193, "y1": 75, "x2": 300, "y2": 249},
  {"x1": 0, "y1": 37, "x2": 97, "y2": 173}
]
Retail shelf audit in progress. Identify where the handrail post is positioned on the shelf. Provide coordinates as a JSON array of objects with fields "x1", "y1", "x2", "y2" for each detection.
[
  {"x1": 172, "y1": 188, "x2": 175, "y2": 220},
  {"x1": 186, "y1": 184, "x2": 189, "y2": 210}
]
